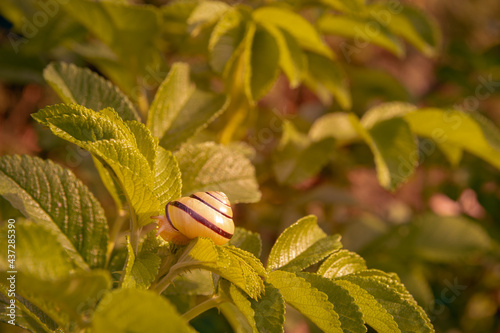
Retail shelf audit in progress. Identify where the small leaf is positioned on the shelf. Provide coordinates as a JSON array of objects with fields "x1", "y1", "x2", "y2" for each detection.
[
  {"x1": 370, "y1": 3, "x2": 440, "y2": 57},
  {"x1": 340, "y1": 274, "x2": 434, "y2": 332},
  {"x1": 159, "y1": 90, "x2": 228, "y2": 150},
  {"x1": 309, "y1": 112, "x2": 360, "y2": 144},
  {"x1": 174, "y1": 142, "x2": 261, "y2": 203},
  {"x1": 147, "y1": 62, "x2": 194, "y2": 139},
  {"x1": 273, "y1": 121, "x2": 335, "y2": 185},
  {"x1": 298, "y1": 273, "x2": 366, "y2": 333},
  {"x1": 228, "y1": 227, "x2": 262, "y2": 258},
  {"x1": 404, "y1": 108, "x2": 500, "y2": 170},
  {"x1": 267, "y1": 215, "x2": 327, "y2": 272},
  {"x1": 251, "y1": 282, "x2": 285, "y2": 333},
  {"x1": 332, "y1": 279, "x2": 399, "y2": 333},
  {"x1": 264, "y1": 24, "x2": 306, "y2": 88},
  {"x1": 268, "y1": 270, "x2": 343, "y2": 332},
  {"x1": 219, "y1": 280, "x2": 258, "y2": 333},
  {"x1": 360, "y1": 102, "x2": 417, "y2": 129},
  {"x1": 244, "y1": 26, "x2": 280, "y2": 103},
  {"x1": 154, "y1": 146, "x2": 182, "y2": 210},
  {"x1": 317, "y1": 14, "x2": 404, "y2": 57},
  {"x1": 165, "y1": 269, "x2": 215, "y2": 296},
  {"x1": 411, "y1": 214, "x2": 492, "y2": 263},
  {"x1": 92, "y1": 289, "x2": 194, "y2": 333},
  {"x1": 318, "y1": 249, "x2": 367, "y2": 278},
  {"x1": 43, "y1": 61, "x2": 140, "y2": 121},
  {"x1": 349, "y1": 113, "x2": 418, "y2": 190},
  {"x1": 209, "y1": 8, "x2": 247, "y2": 74},
  {"x1": 280, "y1": 235, "x2": 343, "y2": 272},
  {"x1": 303, "y1": 53, "x2": 351, "y2": 109},
  {"x1": 253, "y1": 7, "x2": 333, "y2": 58},
  {"x1": 187, "y1": 0, "x2": 230, "y2": 32},
  {"x1": 0, "y1": 155, "x2": 108, "y2": 268},
  {"x1": 32, "y1": 104, "x2": 159, "y2": 226},
  {"x1": 122, "y1": 237, "x2": 161, "y2": 289}
]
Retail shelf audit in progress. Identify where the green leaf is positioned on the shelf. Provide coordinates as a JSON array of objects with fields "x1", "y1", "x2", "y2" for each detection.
[
  {"x1": 309, "y1": 112, "x2": 360, "y2": 144},
  {"x1": 410, "y1": 214, "x2": 492, "y2": 263},
  {"x1": 43, "y1": 62, "x2": 140, "y2": 121},
  {"x1": 263, "y1": 24, "x2": 306, "y2": 88},
  {"x1": 404, "y1": 108, "x2": 500, "y2": 169},
  {"x1": 253, "y1": 7, "x2": 333, "y2": 59},
  {"x1": 251, "y1": 282, "x2": 285, "y2": 333},
  {"x1": 303, "y1": 53, "x2": 351, "y2": 109},
  {"x1": 298, "y1": 273, "x2": 366, "y2": 333},
  {"x1": 317, "y1": 249, "x2": 367, "y2": 278},
  {"x1": 360, "y1": 102, "x2": 417, "y2": 129},
  {"x1": 370, "y1": 4, "x2": 440, "y2": 57},
  {"x1": 32, "y1": 104, "x2": 159, "y2": 226},
  {"x1": 165, "y1": 269, "x2": 215, "y2": 296},
  {"x1": 63, "y1": 0, "x2": 162, "y2": 76},
  {"x1": 122, "y1": 237, "x2": 161, "y2": 289},
  {"x1": 228, "y1": 227, "x2": 262, "y2": 258},
  {"x1": 340, "y1": 274, "x2": 434, "y2": 332},
  {"x1": 280, "y1": 235, "x2": 342, "y2": 272},
  {"x1": 332, "y1": 279, "x2": 399, "y2": 333},
  {"x1": 159, "y1": 90, "x2": 228, "y2": 150},
  {"x1": 0, "y1": 222, "x2": 112, "y2": 329},
  {"x1": 174, "y1": 142, "x2": 261, "y2": 203},
  {"x1": 147, "y1": 62, "x2": 194, "y2": 139},
  {"x1": 267, "y1": 215, "x2": 328, "y2": 271},
  {"x1": 317, "y1": 14, "x2": 404, "y2": 57},
  {"x1": 92, "y1": 288, "x2": 194, "y2": 333},
  {"x1": 187, "y1": 0, "x2": 230, "y2": 32},
  {"x1": 319, "y1": 0, "x2": 366, "y2": 13},
  {"x1": 349, "y1": 113, "x2": 418, "y2": 190},
  {"x1": 219, "y1": 280, "x2": 258, "y2": 333},
  {"x1": 169, "y1": 238, "x2": 264, "y2": 300},
  {"x1": 244, "y1": 26, "x2": 280, "y2": 102},
  {"x1": 154, "y1": 146, "x2": 182, "y2": 210},
  {"x1": 209, "y1": 7, "x2": 247, "y2": 74},
  {"x1": 273, "y1": 121, "x2": 335, "y2": 185},
  {"x1": 268, "y1": 270, "x2": 343, "y2": 332},
  {"x1": 0, "y1": 155, "x2": 108, "y2": 268}
]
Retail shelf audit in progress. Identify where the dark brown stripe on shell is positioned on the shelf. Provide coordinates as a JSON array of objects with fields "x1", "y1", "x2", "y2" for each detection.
[
  {"x1": 165, "y1": 202, "x2": 179, "y2": 231},
  {"x1": 206, "y1": 191, "x2": 230, "y2": 206},
  {"x1": 190, "y1": 194, "x2": 232, "y2": 219},
  {"x1": 171, "y1": 201, "x2": 233, "y2": 239}
]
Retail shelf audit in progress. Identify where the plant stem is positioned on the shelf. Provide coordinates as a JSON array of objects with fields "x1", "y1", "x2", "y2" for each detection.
[{"x1": 182, "y1": 296, "x2": 226, "y2": 322}]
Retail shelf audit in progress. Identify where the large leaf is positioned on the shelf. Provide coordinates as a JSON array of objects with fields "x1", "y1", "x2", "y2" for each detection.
[
  {"x1": 174, "y1": 142, "x2": 261, "y2": 203},
  {"x1": 32, "y1": 104, "x2": 159, "y2": 226},
  {"x1": 43, "y1": 62, "x2": 140, "y2": 121},
  {"x1": 273, "y1": 121, "x2": 335, "y2": 185},
  {"x1": 267, "y1": 215, "x2": 330, "y2": 271},
  {"x1": 244, "y1": 26, "x2": 280, "y2": 102},
  {"x1": 0, "y1": 222, "x2": 112, "y2": 330},
  {"x1": 0, "y1": 155, "x2": 108, "y2": 268},
  {"x1": 317, "y1": 249, "x2": 367, "y2": 278},
  {"x1": 122, "y1": 237, "x2": 161, "y2": 289},
  {"x1": 92, "y1": 289, "x2": 194, "y2": 333},
  {"x1": 251, "y1": 282, "x2": 285, "y2": 333},
  {"x1": 404, "y1": 108, "x2": 500, "y2": 169},
  {"x1": 252, "y1": 7, "x2": 333, "y2": 58},
  {"x1": 410, "y1": 214, "x2": 492, "y2": 263},
  {"x1": 268, "y1": 270, "x2": 343, "y2": 332},
  {"x1": 303, "y1": 53, "x2": 351, "y2": 109},
  {"x1": 317, "y1": 14, "x2": 404, "y2": 57}
]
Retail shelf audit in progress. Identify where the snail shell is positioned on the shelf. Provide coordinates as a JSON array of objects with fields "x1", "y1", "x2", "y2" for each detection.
[{"x1": 152, "y1": 191, "x2": 234, "y2": 245}]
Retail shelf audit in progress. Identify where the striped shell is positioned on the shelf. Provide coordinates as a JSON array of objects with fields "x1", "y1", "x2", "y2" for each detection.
[{"x1": 152, "y1": 191, "x2": 234, "y2": 245}]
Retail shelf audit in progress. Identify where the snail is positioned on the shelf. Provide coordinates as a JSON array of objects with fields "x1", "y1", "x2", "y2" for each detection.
[{"x1": 151, "y1": 191, "x2": 234, "y2": 245}]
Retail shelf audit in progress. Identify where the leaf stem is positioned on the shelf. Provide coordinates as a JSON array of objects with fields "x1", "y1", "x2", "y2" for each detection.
[
  {"x1": 182, "y1": 295, "x2": 227, "y2": 322},
  {"x1": 105, "y1": 209, "x2": 129, "y2": 268}
]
